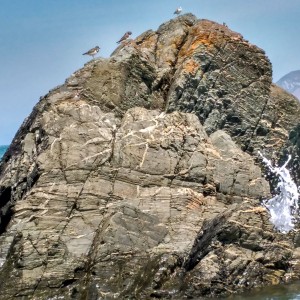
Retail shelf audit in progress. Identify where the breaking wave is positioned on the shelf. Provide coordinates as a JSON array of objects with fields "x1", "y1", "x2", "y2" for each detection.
[{"x1": 259, "y1": 152, "x2": 299, "y2": 233}]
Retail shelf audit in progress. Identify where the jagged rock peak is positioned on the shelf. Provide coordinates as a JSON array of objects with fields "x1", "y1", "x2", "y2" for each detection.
[
  {"x1": 66, "y1": 13, "x2": 276, "y2": 152},
  {"x1": 0, "y1": 14, "x2": 300, "y2": 300}
]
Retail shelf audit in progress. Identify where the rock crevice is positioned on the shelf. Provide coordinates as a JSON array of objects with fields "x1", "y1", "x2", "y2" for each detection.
[{"x1": 0, "y1": 13, "x2": 299, "y2": 299}]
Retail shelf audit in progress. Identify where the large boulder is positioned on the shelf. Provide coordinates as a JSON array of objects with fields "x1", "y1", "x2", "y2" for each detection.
[{"x1": 0, "y1": 14, "x2": 299, "y2": 299}]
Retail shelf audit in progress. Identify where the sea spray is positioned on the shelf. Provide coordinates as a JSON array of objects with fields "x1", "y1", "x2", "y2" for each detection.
[{"x1": 259, "y1": 152, "x2": 299, "y2": 233}]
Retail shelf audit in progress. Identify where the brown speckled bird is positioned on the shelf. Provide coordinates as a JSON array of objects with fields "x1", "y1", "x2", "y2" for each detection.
[
  {"x1": 82, "y1": 46, "x2": 100, "y2": 59},
  {"x1": 116, "y1": 31, "x2": 132, "y2": 44}
]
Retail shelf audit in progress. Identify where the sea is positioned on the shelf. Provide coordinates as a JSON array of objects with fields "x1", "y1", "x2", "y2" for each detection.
[
  {"x1": 0, "y1": 144, "x2": 300, "y2": 299},
  {"x1": 0, "y1": 145, "x2": 8, "y2": 159},
  {"x1": 222, "y1": 281, "x2": 300, "y2": 299}
]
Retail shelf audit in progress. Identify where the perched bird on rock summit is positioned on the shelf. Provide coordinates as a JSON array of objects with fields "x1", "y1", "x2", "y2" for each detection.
[
  {"x1": 117, "y1": 31, "x2": 132, "y2": 44},
  {"x1": 174, "y1": 7, "x2": 182, "y2": 15},
  {"x1": 82, "y1": 46, "x2": 100, "y2": 59}
]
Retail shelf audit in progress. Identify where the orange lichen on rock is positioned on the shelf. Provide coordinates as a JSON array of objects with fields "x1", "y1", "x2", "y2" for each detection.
[
  {"x1": 183, "y1": 34, "x2": 214, "y2": 56},
  {"x1": 138, "y1": 33, "x2": 158, "y2": 51},
  {"x1": 178, "y1": 21, "x2": 239, "y2": 59},
  {"x1": 179, "y1": 31, "x2": 221, "y2": 59},
  {"x1": 182, "y1": 59, "x2": 200, "y2": 75}
]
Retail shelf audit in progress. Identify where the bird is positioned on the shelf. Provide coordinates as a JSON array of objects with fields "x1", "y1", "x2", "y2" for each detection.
[
  {"x1": 82, "y1": 46, "x2": 100, "y2": 59},
  {"x1": 116, "y1": 31, "x2": 132, "y2": 44},
  {"x1": 174, "y1": 7, "x2": 182, "y2": 15}
]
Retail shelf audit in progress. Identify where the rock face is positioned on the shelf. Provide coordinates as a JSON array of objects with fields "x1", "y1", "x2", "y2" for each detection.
[{"x1": 0, "y1": 14, "x2": 300, "y2": 299}]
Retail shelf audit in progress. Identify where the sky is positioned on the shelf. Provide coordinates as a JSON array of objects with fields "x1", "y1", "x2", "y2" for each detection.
[{"x1": 0, "y1": 0, "x2": 299, "y2": 145}]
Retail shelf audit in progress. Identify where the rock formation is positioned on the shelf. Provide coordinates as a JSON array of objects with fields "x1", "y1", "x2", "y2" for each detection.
[{"x1": 0, "y1": 14, "x2": 300, "y2": 299}]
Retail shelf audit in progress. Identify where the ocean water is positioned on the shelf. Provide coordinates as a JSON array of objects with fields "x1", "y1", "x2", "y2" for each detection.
[
  {"x1": 0, "y1": 145, "x2": 8, "y2": 159},
  {"x1": 259, "y1": 153, "x2": 299, "y2": 233},
  {"x1": 223, "y1": 281, "x2": 300, "y2": 299}
]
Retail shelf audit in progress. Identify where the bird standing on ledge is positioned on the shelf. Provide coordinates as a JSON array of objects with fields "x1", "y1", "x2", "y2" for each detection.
[
  {"x1": 82, "y1": 46, "x2": 100, "y2": 59},
  {"x1": 174, "y1": 7, "x2": 182, "y2": 15},
  {"x1": 117, "y1": 31, "x2": 132, "y2": 44}
]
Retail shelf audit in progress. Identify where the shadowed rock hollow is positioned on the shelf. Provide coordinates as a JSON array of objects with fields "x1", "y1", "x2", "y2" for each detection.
[{"x1": 0, "y1": 14, "x2": 300, "y2": 299}]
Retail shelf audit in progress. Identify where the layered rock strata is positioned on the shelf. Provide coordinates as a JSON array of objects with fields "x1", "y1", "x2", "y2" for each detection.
[{"x1": 0, "y1": 14, "x2": 300, "y2": 299}]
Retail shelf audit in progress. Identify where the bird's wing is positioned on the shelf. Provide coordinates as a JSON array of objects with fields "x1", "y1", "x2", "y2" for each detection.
[{"x1": 117, "y1": 34, "x2": 127, "y2": 43}]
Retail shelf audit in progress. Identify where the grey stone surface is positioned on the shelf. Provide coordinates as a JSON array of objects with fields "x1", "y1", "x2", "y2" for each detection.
[{"x1": 0, "y1": 13, "x2": 299, "y2": 299}]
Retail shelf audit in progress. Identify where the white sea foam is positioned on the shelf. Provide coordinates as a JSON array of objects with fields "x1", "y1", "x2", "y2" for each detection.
[
  {"x1": 0, "y1": 258, "x2": 5, "y2": 268},
  {"x1": 259, "y1": 152, "x2": 299, "y2": 233}
]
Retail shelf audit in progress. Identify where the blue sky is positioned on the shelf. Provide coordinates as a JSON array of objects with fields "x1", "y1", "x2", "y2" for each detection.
[{"x1": 1, "y1": 0, "x2": 299, "y2": 145}]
